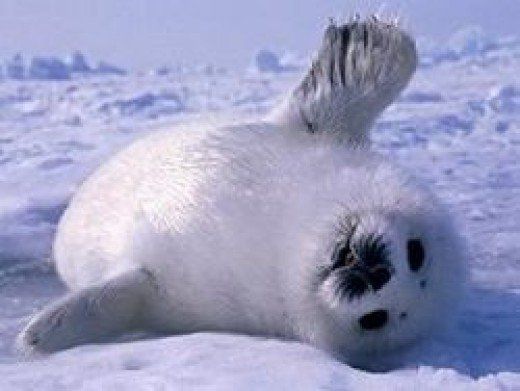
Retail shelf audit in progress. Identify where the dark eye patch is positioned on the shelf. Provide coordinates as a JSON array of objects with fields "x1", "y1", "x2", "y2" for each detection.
[
  {"x1": 326, "y1": 234, "x2": 393, "y2": 300},
  {"x1": 407, "y1": 239, "x2": 425, "y2": 272}
]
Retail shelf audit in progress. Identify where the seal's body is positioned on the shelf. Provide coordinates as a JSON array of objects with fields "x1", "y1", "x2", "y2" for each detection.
[{"x1": 18, "y1": 19, "x2": 464, "y2": 365}]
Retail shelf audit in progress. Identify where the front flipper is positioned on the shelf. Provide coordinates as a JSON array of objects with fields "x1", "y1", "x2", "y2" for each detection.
[
  {"x1": 17, "y1": 268, "x2": 158, "y2": 354},
  {"x1": 275, "y1": 17, "x2": 417, "y2": 145}
]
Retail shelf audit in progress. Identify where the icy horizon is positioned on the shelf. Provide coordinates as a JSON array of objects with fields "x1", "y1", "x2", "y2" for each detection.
[
  {"x1": 0, "y1": 0, "x2": 518, "y2": 71},
  {"x1": 0, "y1": 24, "x2": 518, "y2": 80}
]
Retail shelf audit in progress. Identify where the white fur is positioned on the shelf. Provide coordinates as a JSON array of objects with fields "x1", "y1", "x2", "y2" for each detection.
[
  {"x1": 17, "y1": 19, "x2": 465, "y2": 365},
  {"x1": 272, "y1": 17, "x2": 417, "y2": 145}
]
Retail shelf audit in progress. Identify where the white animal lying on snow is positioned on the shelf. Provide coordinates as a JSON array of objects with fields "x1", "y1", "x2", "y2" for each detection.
[{"x1": 18, "y1": 17, "x2": 465, "y2": 367}]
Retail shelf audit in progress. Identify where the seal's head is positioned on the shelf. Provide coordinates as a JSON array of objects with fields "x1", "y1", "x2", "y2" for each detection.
[{"x1": 313, "y1": 190, "x2": 465, "y2": 366}]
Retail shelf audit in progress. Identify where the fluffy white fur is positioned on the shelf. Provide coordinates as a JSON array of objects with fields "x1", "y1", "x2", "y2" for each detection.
[{"x1": 17, "y1": 18, "x2": 464, "y2": 366}]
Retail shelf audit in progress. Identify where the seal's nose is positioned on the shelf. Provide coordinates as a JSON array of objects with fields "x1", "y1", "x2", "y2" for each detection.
[{"x1": 359, "y1": 309, "x2": 388, "y2": 330}]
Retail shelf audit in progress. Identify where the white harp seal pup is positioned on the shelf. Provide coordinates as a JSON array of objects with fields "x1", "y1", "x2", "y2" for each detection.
[{"x1": 18, "y1": 18, "x2": 465, "y2": 366}]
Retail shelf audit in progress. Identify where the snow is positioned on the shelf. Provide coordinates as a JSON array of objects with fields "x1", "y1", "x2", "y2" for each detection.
[
  {"x1": 447, "y1": 26, "x2": 494, "y2": 57},
  {"x1": 95, "y1": 61, "x2": 127, "y2": 76},
  {"x1": 5, "y1": 54, "x2": 25, "y2": 80},
  {"x1": 252, "y1": 49, "x2": 300, "y2": 74},
  {"x1": 99, "y1": 91, "x2": 185, "y2": 119},
  {"x1": 68, "y1": 52, "x2": 92, "y2": 74},
  {"x1": 0, "y1": 29, "x2": 519, "y2": 389},
  {"x1": 1, "y1": 53, "x2": 127, "y2": 81},
  {"x1": 29, "y1": 57, "x2": 71, "y2": 81},
  {"x1": 421, "y1": 26, "x2": 520, "y2": 68},
  {"x1": 2, "y1": 334, "x2": 519, "y2": 391}
]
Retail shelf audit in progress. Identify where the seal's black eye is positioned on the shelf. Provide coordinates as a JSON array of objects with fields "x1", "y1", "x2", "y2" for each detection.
[{"x1": 407, "y1": 239, "x2": 424, "y2": 272}]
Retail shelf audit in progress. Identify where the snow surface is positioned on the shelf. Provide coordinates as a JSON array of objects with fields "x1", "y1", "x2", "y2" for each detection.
[{"x1": 0, "y1": 31, "x2": 519, "y2": 389}]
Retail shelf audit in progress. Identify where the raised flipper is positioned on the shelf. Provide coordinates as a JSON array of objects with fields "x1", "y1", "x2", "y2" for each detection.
[
  {"x1": 17, "y1": 268, "x2": 159, "y2": 354},
  {"x1": 273, "y1": 17, "x2": 417, "y2": 145}
]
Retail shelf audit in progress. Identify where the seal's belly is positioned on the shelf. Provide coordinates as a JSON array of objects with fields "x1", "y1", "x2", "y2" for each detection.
[{"x1": 53, "y1": 127, "x2": 217, "y2": 289}]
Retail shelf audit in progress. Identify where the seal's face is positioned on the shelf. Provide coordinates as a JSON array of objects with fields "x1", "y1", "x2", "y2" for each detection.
[{"x1": 315, "y1": 211, "x2": 456, "y2": 360}]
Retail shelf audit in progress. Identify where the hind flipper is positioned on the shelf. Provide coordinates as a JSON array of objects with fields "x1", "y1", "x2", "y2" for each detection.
[
  {"x1": 274, "y1": 17, "x2": 417, "y2": 145},
  {"x1": 16, "y1": 268, "x2": 158, "y2": 354}
]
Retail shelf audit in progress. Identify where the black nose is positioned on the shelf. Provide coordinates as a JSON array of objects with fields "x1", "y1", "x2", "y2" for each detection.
[{"x1": 359, "y1": 310, "x2": 388, "y2": 330}]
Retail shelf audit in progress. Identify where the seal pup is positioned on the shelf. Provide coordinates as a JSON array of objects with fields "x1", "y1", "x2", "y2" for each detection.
[{"x1": 17, "y1": 18, "x2": 464, "y2": 366}]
